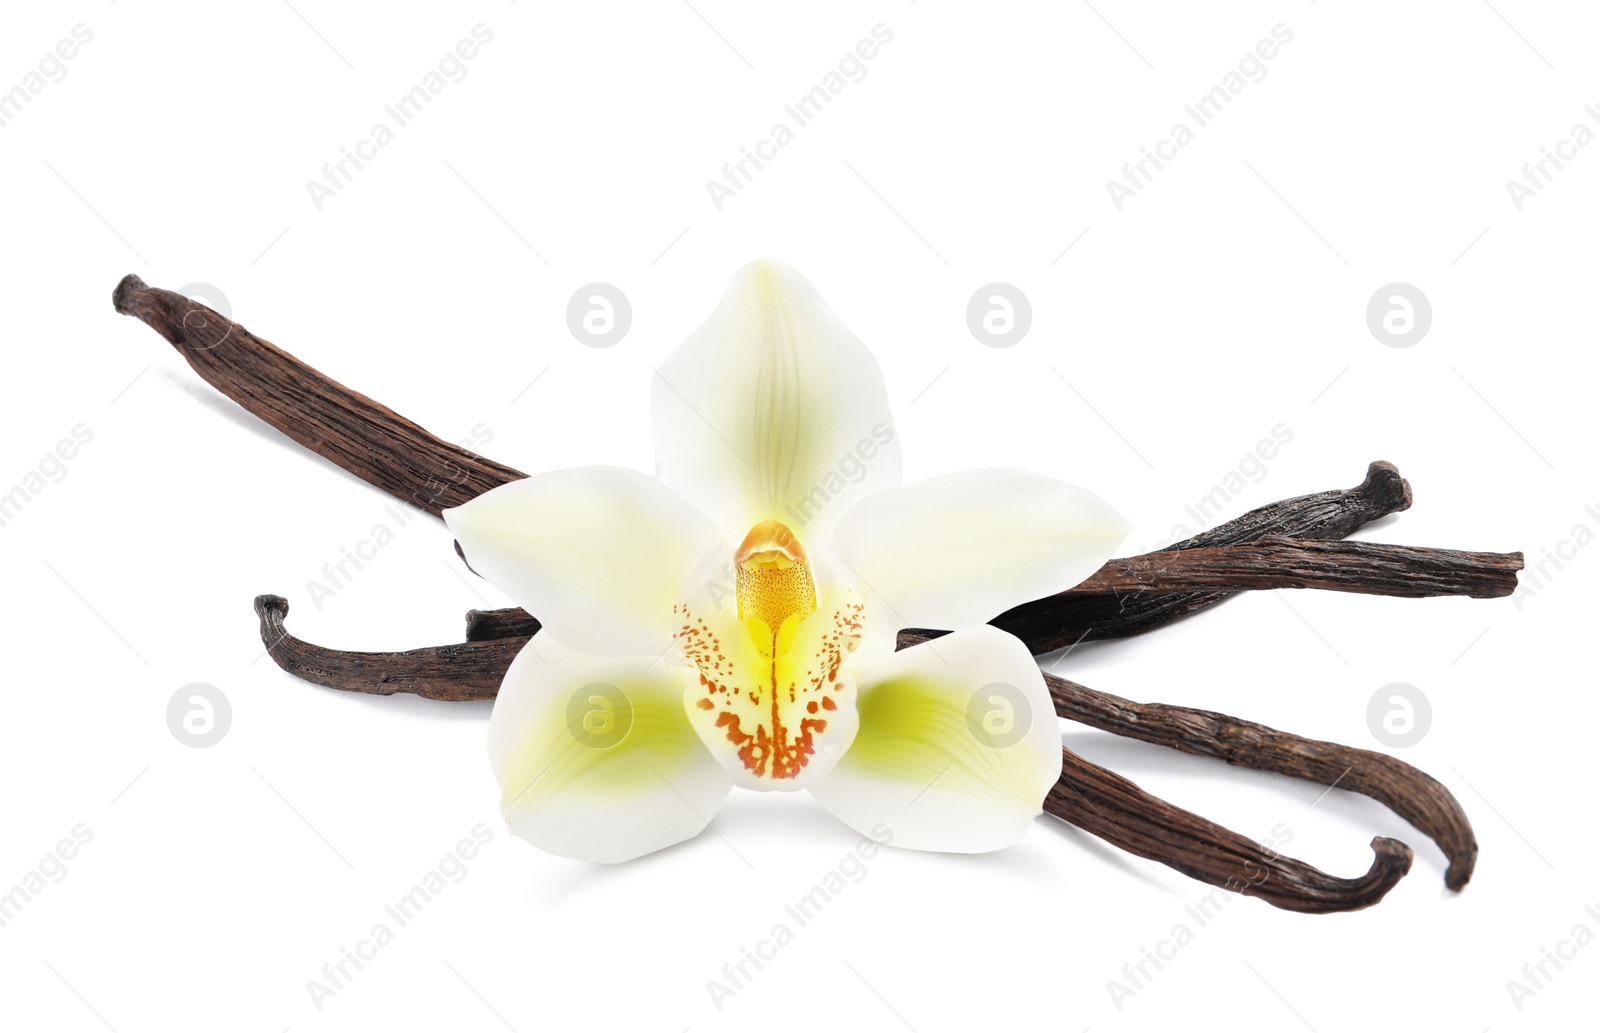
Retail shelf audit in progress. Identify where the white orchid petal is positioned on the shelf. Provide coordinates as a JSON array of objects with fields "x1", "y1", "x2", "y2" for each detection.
[
  {"x1": 443, "y1": 467, "x2": 722, "y2": 656},
  {"x1": 808, "y1": 626, "x2": 1061, "y2": 853},
  {"x1": 829, "y1": 467, "x2": 1130, "y2": 632},
  {"x1": 490, "y1": 637, "x2": 733, "y2": 864},
  {"x1": 652, "y1": 259, "x2": 902, "y2": 541}
]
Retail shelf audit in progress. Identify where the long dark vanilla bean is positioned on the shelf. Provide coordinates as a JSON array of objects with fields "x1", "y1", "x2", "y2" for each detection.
[
  {"x1": 113, "y1": 275, "x2": 526, "y2": 515},
  {"x1": 461, "y1": 534, "x2": 1522, "y2": 647},
  {"x1": 1043, "y1": 670, "x2": 1478, "y2": 890},
  {"x1": 254, "y1": 595, "x2": 510, "y2": 701},
  {"x1": 115, "y1": 275, "x2": 1519, "y2": 642},
  {"x1": 992, "y1": 461, "x2": 1418, "y2": 651},
  {"x1": 463, "y1": 463, "x2": 1438, "y2": 650},
  {"x1": 892, "y1": 628, "x2": 1477, "y2": 890},
  {"x1": 1048, "y1": 747, "x2": 1413, "y2": 913},
  {"x1": 1072, "y1": 537, "x2": 1520, "y2": 599}
]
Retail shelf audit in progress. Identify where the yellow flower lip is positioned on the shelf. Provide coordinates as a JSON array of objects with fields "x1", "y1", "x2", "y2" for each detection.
[
  {"x1": 671, "y1": 517, "x2": 860, "y2": 789},
  {"x1": 734, "y1": 519, "x2": 817, "y2": 636}
]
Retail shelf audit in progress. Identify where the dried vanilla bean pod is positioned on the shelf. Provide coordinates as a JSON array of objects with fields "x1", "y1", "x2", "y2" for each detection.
[
  {"x1": 990, "y1": 461, "x2": 1416, "y2": 651},
  {"x1": 463, "y1": 534, "x2": 1521, "y2": 645},
  {"x1": 1071, "y1": 537, "x2": 1520, "y2": 599},
  {"x1": 892, "y1": 628, "x2": 1476, "y2": 890},
  {"x1": 117, "y1": 274, "x2": 1515, "y2": 634},
  {"x1": 113, "y1": 276, "x2": 525, "y2": 515},
  {"x1": 466, "y1": 463, "x2": 1429, "y2": 648},
  {"x1": 254, "y1": 596, "x2": 508, "y2": 701},
  {"x1": 1042, "y1": 670, "x2": 1478, "y2": 890},
  {"x1": 1048, "y1": 747, "x2": 1413, "y2": 913},
  {"x1": 115, "y1": 274, "x2": 1445, "y2": 622}
]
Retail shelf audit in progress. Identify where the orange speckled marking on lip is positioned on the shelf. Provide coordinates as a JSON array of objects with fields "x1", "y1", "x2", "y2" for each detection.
[{"x1": 676, "y1": 595, "x2": 864, "y2": 780}]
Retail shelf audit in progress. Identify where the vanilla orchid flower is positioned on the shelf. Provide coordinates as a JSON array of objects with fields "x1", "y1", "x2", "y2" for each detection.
[{"x1": 443, "y1": 260, "x2": 1129, "y2": 863}]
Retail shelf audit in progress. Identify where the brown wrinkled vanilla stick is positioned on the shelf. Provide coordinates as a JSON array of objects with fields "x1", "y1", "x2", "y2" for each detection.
[
  {"x1": 458, "y1": 537, "x2": 1520, "y2": 646},
  {"x1": 114, "y1": 275, "x2": 1518, "y2": 633},
  {"x1": 254, "y1": 596, "x2": 511, "y2": 701},
  {"x1": 990, "y1": 461, "x2": 1418, "y2": 650},
  {"x1": 1072, "y1": 537, "x2": 1520, "y2": 599},
  {"x1": 892, "y1": 629, "x2": 1476, "y2": 891},
  {"x1": 467, "y1": 462, "x2": 1429, "y2": 649},
  {"x1": 113, "y1": 275, "x2": 525, "y2": 515},
  {"x1": 116, "y1": 275, "x2": 1523, "y2": 639},
  {"x1": 1044, "y1": 671, "x2": 1477, "y2": 891},
  {"x1": 1048, "y1": 747, "x2": 1413, "y2": 913}
]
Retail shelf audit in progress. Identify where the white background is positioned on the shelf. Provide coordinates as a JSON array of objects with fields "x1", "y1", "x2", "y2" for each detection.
[{"x1": 1, "y1": 1, "x2": 1595, "y2": 1030}]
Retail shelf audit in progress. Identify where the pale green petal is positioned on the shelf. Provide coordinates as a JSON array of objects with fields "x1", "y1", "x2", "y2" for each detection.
[
  {"x1": 829, "y1": 467, "x2": 1129, "y2": 632},
  {"x1": 490, "y1": 637, "x2": 732, "y2": 863},
  {"x1": 651, "y1": 259, "x2": 902, "y2": 541},
  {"x1": 808, "y1": 626, "x2": 1061, "y2": 853}
]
